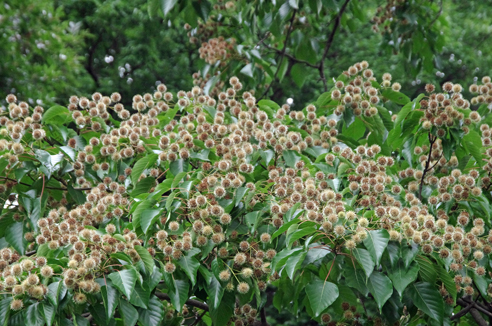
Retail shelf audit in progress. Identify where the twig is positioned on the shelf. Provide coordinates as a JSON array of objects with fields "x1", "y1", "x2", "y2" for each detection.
[
  {"x1": 260, "y1": 41, "x2": 319, "y2": 68},
  {"x1": 259, "y1": 10, "x2": 297, "y2": 100},
  {"x1": 318, "y1": 0, "x2": 351, "y2": 92},
  {"x1": 418, "y1": 133, "x2": 436, "y2": 201},
  {"x1": 428, "y1": 0, "x2": 443, "y2": 28},
  {"x1": 190, "y1": 310, "x2": 207, "y2": 326}
]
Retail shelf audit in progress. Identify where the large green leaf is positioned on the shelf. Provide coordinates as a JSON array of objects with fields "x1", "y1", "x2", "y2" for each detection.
[
  {"x1": 382, "y1": 89, "x2": 410, "y2": 105},
  {"x1": 388, "y1": 260, "x2": 419, "y2": 297},
  {"x1": 41, "y1": 302, "x2": 55, "y2": 326},
  {"x1": 42, "y1": 105, "x2": 73, "y2": 125},
  {"x1": 305, "y1": 277, "x2": 339, "y2": 317},
  {"x1": 206, "y1": 276, "x2": 224, "y2": 309},
  {"x1": 366, "y1": 271, "x2": 393, "y2": 312},
  {"x1": 416, "y1": 255, "x2": 437, "y2": 283},
  {"x1": 138, "y1": 295, "x2": 164, "y2": 325},
  {"x1": 5, "y1": 222, "x2": 26, "y2": 255},
  {"x1": 363, "y1": 229, "x2": 389, "y2": 266},
  {"x1": 209, "y1": 290, "x2": 234, "y2": 326},
  {"x1": 134, "y1": 245, "x2": 155, "y2": 274},
  {"x1": 282, "y1": 150, "x2": 301, "y2": 168},
  {"x1": 167, "y1": 278, "x2": 190, "y2": 312},
  {"x1": 130, "y1": 283, "x2": 150, "y2": 309},
  {"x1": 344, "y1": 263, "x2": 369, "y2": 296},
  {"x1": 0, "y1": 297, "x2": 12, "y2": 326},
  {"x1": 119, "y1": 300, "x2": 139, "y2": 326},
  {"x1": 161, "y1": 0, "x2": 179, "y2": 16},
  {"x1": 25, "y1": 303, "x2": 45, "y2": 326},
  {"x1": 108, "y1": 268, "x2": 138, "y2": 299},
  {"x1": 101, "y1": 282, "x2": 118, "y2": 321},
  {"x1": 353, "y1": 248, "x2": 375, "y2": 278},
  {"x1": 178, "y1": 251, "x2": 200, "y2": 286},
  {"x1": 131, "y1": 154, "x2": 158, "y2": 185},
  {"x1": 140, "y1": 209, "x2": 162, "y2": 235},
  {"x1": 405, "y1": 282, "x2": 444, "y2": 324}
]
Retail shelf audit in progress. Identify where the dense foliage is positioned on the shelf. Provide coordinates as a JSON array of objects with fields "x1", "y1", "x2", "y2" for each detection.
[{"x1": 1, "y1": 58, "x2": 492, "y2": 325}]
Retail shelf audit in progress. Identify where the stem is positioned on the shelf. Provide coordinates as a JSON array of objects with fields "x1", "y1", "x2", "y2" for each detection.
[{"x1": 418, "y1": 133, "x2": 437, "y2": 201}]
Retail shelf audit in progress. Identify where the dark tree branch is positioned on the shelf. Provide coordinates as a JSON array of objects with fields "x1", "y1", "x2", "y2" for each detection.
[
  {"x1": 457, "y1": 298, "x2": 489, "y2": 326},
  {"x1": 260, "y1": 41, "x2": 319, "y2": 68},
  {"x1": 190, "y1": 310, "x2": 207, "y2": 326},
  {"x1": 318, "y1": 0, "x2": 351, "y2": 92},
  {"x1": 155, "y1": 292, "x2": 209, "y2": 311},
  {"x1": 259, "y1": 10, "x2": 297, "y2": 100},
  {"x1": 418, "y1": 133, "x2": 437, "y2": 201},
  {"x1": 260, "y1": 307, "x2": 268, "y2": 326}
]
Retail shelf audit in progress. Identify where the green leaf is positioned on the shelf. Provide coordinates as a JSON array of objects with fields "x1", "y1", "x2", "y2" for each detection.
[
  {"x1": 416, "y1": 255, "x2": 437, "y2": 283},
  {"x1": 131, "y1": 154, "x2": 158, "y2": 185},
  {"x1": 119, "y1": 300, "x2": 139, "y2": 326},
  {"x1": 138, "y1": 295, "x2": 164, "y2": 325},
  {"x1": 42, "y1": 105, "x2": 73, "y2": 125},
  {"x1": 435, "y1": 264, "x2": 457, "y2": 302},
  {"x1": 388, "y1": 260, "x2": 419, "y2": 297},
  {"x1": 240, "y1": 63, "x2": 254, "y2": 78},
  {"x1": 171, "y1": 278, "x2": 190, "y2": 312},
  {"x1": 345, "y1": 264, "x2": 369, "y2": 296},
  {"x1": 161, "y1": 0, "x2": 178, "y2": 16},
  {"x1": 0, "y1": 297, "x2": 12, "y2": 326},
  {"x1": 41, "y1": 303, "x2": 55, "y2": 326},
  {"x1": 131, "y1": 176, "x2": 155, "y2": 197},
  {"x1": 394, "y1": 94, "x2": 424, "y2": 128},
  {"x1": 405, "y1": 282, "x2": 444, "y2": 324},
  {"x1": 305, "y1": 277, "x2": 339, "y2": 317},
  {"x1": 101, "y1": 282, "x2": 118, "y2": 321},
  {"x1": 353, "y1": 248, "x2": 375, "y2": 278},
  {"x1": 108, "y1": 268, "x2": 138, "y2": 299},
  {"x1": 291, "y1": 64, "x2": 308, "y2": 87},
  {"x1": 366, "y1": 271, "x2": 393, "y2": 312},
  {"x1": 209, "y1": 290, "x2": 234, "y2": 326},
  {"x1": 207, "y1": 276, "x2": 224, "y2": 309},
  {"x1": 178, "y1": 252, "x2": 200, "y2": 286},
  {"x1": 382, "y1": 89, "x2": 410, "y2": 105},
  {"x1": 363, "y1": 229, "x2": 389, "y2": 266},
  {"x1": 282, "y1": 150, "x2": 301, "y2": 168},
  {"x1": 148, "y1": 0, "x2": 160, "y2": 19},
  {"x1": 134, "y1": 245, "x2": 155, "y2": 274},
  {"x1": 284, "y1": 251, "x2": 307, "y2": 279},
  {"x1": 26, "y1": 303, "x2": 45, "y2": 326},
  {"x1": 140, "y1": 209, "x2": 162, "y2": 235},
  {"x1": 6, "y1": 222, "x2": 26, "y2": 255},
  {"x1": 260, "y1": 150, "x2": 275, "y2": 165},
  {"x1": 464, "y1": 140, "x2": 483, "y2": 168},
  {"x1": 130, "y1": 282, "x2": 150, "y2": 308},
  {"x1": 47, "y1": 281, "x2": 61, "y2": 309}
]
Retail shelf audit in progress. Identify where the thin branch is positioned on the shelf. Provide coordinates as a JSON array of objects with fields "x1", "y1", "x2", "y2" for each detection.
[
  {"x1": 155, "y1": 292, "x2": 209, "y2": 311},
  {"x1": 418, "y1": 133, "x2": 436, "y2": 201},
  {"x1": 260, "y1": 41, "x2": 319, "y2": 68},
  {"x1": 259, "y1": 10, "x2": 297, "y2": 100},
  {"x1": 318, "y1": 0, "x2": 351, "y2": 92},
  {"x1": 428, "y1": 0, "x2": 443, "y2": 28},
  {"x1": 190, "y1": 310, "x2": 207, "y2": 326}
]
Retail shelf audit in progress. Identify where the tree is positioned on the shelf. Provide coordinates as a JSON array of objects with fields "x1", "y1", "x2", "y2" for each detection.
[{"x1": 2, "y1": 1, "x2": 492, "y2": 326}]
